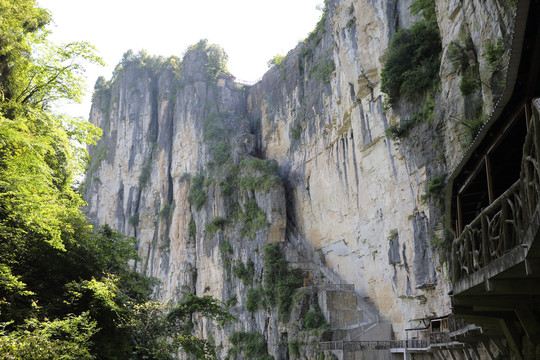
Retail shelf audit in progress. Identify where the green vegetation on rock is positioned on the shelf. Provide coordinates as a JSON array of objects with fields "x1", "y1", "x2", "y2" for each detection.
[
  {"x1": 228, "y1": 331, "x2": 273, "y2": 360},
  {"x1": 189, "y1": 172, "x2": 208, "y2": 210},
  {"x1": 381, "y1": 0, "x2": 441, "y2": 105},
  {"x1": 263, "y1": 243, "x2": 302, "y2": 321}
]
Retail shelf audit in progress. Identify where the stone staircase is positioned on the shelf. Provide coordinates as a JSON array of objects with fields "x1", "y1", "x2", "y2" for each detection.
[{"x1": 283, "y1": 221, "x2": 392, "y2": 359}]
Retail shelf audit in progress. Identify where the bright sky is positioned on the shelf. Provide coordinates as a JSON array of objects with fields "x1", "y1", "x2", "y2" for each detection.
[{"x1": 37, "y1": 0, "x2": 323, "y2": 119}]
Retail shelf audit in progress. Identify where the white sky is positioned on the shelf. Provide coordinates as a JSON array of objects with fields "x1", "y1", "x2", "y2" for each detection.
[{"x1": 37, "y1": 0, "x2": 323, "y2": 119}]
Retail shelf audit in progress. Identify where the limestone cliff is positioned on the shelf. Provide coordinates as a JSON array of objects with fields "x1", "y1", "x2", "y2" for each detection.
[{"x1": 84, "y1": 0, "x2": 516, "y2": 358}]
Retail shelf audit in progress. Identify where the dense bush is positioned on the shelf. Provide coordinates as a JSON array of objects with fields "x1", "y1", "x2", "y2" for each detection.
[
  {"x1": 381, "y1": 0, "x2": 441, "y2": 105},
  {"x1": 228, "y1": 331, "x2": 273, "y2": 360},
  {"x1": 188, "y1": 172, "x2": 208, "y2": 210},
  {"x1": 206, "y1": 217, "x2": 228, "y2": 235},
  {"x1": 304, "y1": 304, "x2": 328, "y2": 330},
  {"x1": 263, "y1": 244, "x2": 302, "y2": 321}
]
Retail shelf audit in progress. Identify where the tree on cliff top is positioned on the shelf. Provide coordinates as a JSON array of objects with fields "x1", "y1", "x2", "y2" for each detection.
[{"x1": 187, "y1": 39, "x2": 230, "y2": 78}]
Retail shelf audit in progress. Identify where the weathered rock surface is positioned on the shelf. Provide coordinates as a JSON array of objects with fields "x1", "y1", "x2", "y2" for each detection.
[{"x1": 85, "y1": 0, "x2": 516, "y2": 357}]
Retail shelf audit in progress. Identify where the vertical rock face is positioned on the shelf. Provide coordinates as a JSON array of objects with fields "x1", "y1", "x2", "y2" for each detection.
[{"x1": 85, "y1": 0, "x2": 516, "y2": 356}]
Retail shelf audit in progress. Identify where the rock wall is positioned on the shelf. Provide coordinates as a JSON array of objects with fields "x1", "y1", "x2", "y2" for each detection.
[{"x1": 84, "y1": 0, "x2": 516, "y2": 357}]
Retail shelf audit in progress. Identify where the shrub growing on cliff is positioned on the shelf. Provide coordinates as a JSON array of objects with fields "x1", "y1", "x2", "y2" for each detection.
[
  {"x1": 263, "y1": 243, "x2": 302, "y2": 321},
  {"x1": 486, "y1": 37, "x2": 505, "y2": 70},
  {"x1": 228, "y1": 331, "x2": 273, "y2": 360},
  {"x1": 240, "y1": 199, "x2": 269, "y2": 238},
  {"x1": 188, "y1": 173, "x2": 208, "y2": 210},
  {"x1": 206, "y1": 217, "x2": 228, "y2": 235},
  {"x1": 304, "y1": 303, "x2": 328, "y2": 330},
  {"x1": 381, "y1": 0, "x2": 441, "y2": 105},
  {"x1": 421, "y1": 173, "x2": 446, "y2": 208},
  {"x1": 233, "y1": 259, "x2": 255, "y2": 285}
]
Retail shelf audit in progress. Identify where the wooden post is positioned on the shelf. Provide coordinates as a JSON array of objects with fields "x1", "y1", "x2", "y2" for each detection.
[
  {"x1": 457, "y1": 195, "x2": 463, "y2": 236},
  {"x1": 533, "y1": 111, "x2": 540, "y2": 211},
  {"x1": 452, "y1": 241, "x2": 460, "y2": 282},
  {"x1": 486, "y1": 156, "x2": 495, "y2": 204},
  {"x1": 501, "y1": 198, "x2": 510, "y2": 252},
  {"x1": 481, "y1": 214, "x2": 489, "y2": 265}
]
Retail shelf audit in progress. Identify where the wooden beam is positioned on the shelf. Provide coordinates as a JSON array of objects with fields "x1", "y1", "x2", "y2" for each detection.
[
  {"x1": 447, "y1": 349, "x2": 459, "y2": 360},
  {"x1": 457, "y1": 194, "x2": 463, "y2": 236},
  {"x1": 453, "y1": 295, "x2": 528, "y2": 309},
  {"x1": 482, "y1": 278, "x2": 540, "y2": 295},
  {"x1": 469, "y1": 344, "x2": 482, "y2": 360},
  {"x1": 490, "y1": 338, "x2": 504, "y2": 355},
  {"x1": 499, "y1": 317, "x2": 523, "y2": 360},
  {"x1": 433, "y1": 350, "x2": 445, "y2": 360},
  {"x1": 514, "y1": 304, "x2": 540, "y2": 343},
  {"x1": 481, "y1": 341, "x2": 496, "y2": 360}
]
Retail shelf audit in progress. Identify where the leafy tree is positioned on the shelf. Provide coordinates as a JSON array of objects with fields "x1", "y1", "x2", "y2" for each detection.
[
  {"x1": 187, "y1": 39, "x2": 229, "y2": 78},
  {"x1": 0, "y1": 2, "x2": 234, "y2": 359},
  {"x1": 267, "y1": 54, "x2": 285, "y2": 68},
  {"x1": 121, "y1": 294, "x2": 235, "y2": 360}
]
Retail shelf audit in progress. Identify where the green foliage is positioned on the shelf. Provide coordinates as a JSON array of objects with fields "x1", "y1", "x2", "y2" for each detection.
[
  {"x1": 213, "y1": 141, "x2": 231, "y2": 165},
  {"x1": 309, "y1": 58, "x2": 335, "y2": 83},
  {"x1": 228, "y1": 331, "x2": 273, "y2": 360},
  {"x1": 267, "y1": 54, "x2": 285, "y2": 68},
  {"x1": 239, "y1": 158, "x2": 281, "y2": 193},
  {"x1": 486, "y1": 37, "x2": 505, "y2": 70},
  {"x1": 189, "y1": 219, "x2": 197, "y2": 238},
  {"x1": 0, "y1": 313, "x2": 98, "y2": 359},
  {"x1": 387, "y1": 229, "x2": 399, "y2": 241},
  {"x1": 1, "y1": 4, "x2": 233, "y2": 359},
  {"x1": 0, "y1": 0, "x2": 104, "y2": 108},
  {"x1": 138, "y1": 158, "x2": 152, "y2": 187},
  {"x1": 246, "y1": 286, "x2": 265, "y2": 312},
  {"x1": 232, "y1": 259, "x2": 255, "y2": 285},
  {"x1": 203, "y1": 111, "x2": 227, "y2": 143},
  {"x1": 239, "y1": 199, "x2": 269, "y2": 238},
  {"x1": 122, "y1": 293, "x2": 235, "y2": 360},
  {"x1": 206, "y1": 217, "x2": 228, "y2": 235},
  {"x1": 288, "y1": 339, "x2": 301, "y2": 356},
  {"x1": 385, "y1": 93, "x2": 435, "y2": 140},
  {"x1": 179, "y1": 172, "x2": 191, "y2": 182},
  {"x1": 220, "y1": 240, "x2": 234, "y2": 256},
  {"x1": 459, "y1": 68, "x2": 481, "y2": 96},
  {"x1": 304, "y1": 304, "x2": 328, "y2": 330},
  {"x1": 381, "y1": 0, "x2": 440, "y2": 105},
  {"x1": 225, "y1": 295, "x2": 238, "y2": 308},
  {"x1": 129, "y1": 213, "x2": 140, "y2": 226},
  {"x1": 219, "y1": 241, "x2": 234, "y2": 275},
  {"x1": 421, "y1": 174, "x2": 446, "y2": 208},
  {"x1": 188, "y1": 172, "x2": 208, "y2": 210},
  {"x1": 221, "y1": 179, "x2": 235, "y2": 196},
  {"x1": 87, "y1": 143, "x2": 108, "y2": 177},
  {"x1": 462, "y1": 112, "x2": 488, "y2": 144},
  {"x1": 263, "y1": 243, "x2": 302, "y2": 321},
  {"x1": 447, "y1": 38, "x2": 481, "y2": 96},
  {"x1": 409, "y1": 0, "x2": 437, "y2": 25},
  {"x1": 187, "y1": 39, "x2": 229, "y2": 79},
  {"x1": 291, "y1": 120, "x2": 303, "y2": 140},
  {"x1": 159, "y1": 202, "x2": 175, "y2": 226}
]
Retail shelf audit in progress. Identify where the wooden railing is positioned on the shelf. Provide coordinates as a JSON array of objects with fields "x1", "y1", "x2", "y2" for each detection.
[{"x1": 452, "y1": 98, "x2": 540, "y2": 282}]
